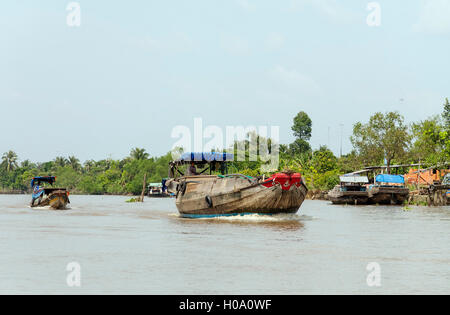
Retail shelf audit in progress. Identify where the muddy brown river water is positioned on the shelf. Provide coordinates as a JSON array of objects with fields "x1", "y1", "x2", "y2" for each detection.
[{"x1": 0, "y1": 194, "x2": 448, "y2": 294}]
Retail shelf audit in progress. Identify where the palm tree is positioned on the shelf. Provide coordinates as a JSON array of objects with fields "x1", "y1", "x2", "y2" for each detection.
[
  {"x1": 21, "y1": 159, "x2": 34, "y2": 169},
  {"x1": 83, "y1": 160, "x2": 95, "y2": 173},
  {"x1": 130, "y1": 148, "x2": 149, "y2": 160},
  {"x1": 68, "y1": 156, "x2": 81, "y2": 171},
  {"x1": 54, "y1": 156, "x2": 68, "y2": 168},
  {"x1": 1, "y1": 151, "x2": 19, "y2": 172}
]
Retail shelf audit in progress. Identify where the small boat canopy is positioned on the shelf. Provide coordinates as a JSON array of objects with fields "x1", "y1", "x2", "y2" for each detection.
[
  {"x1": 31, "y1": 176, "x2": 56, "y2": 188},
  {"x1": 175, "y1": 152, "x2": 234, "y2": 164},
  {"x1": 148, "y1": 182, "x2": 163, "y2": 188},
  {"x1": 375, "y1": 174, "x2": 405, "y2": 184},
  {"x1": 340, "y1": 175, "x2": 369, "y2": 183}
]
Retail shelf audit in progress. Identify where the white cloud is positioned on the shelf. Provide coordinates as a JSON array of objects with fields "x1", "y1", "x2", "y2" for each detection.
[
  {"x1": 265, "y1": 32, "x2": 285, "y2": 50},
  {"x1": 414, "y1": 0, "x2": 450, "y2": 34},
  {"x1": 136, "y1": 36, "x2": 161, "y2": 51},
  {"x1": 134, "y1": 32, "x2": 194, "y2": 53},
  {"x1": 270, "y1": 65, "x2": 320, "y2": 93},
  {"x1": 220, "y1": 35, "x2": 250, "y2": 56},
  {"x1": 289, "y1": 0, "x2": 359, "y2": 24},
  {"x1": 236, "y1": 0, "x2": 256, "y2": 11}
]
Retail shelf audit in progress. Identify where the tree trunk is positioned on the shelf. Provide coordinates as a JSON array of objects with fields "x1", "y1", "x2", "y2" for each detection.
[{"x1": 139, "y1": 173, "x2": 147, "y2": 202}]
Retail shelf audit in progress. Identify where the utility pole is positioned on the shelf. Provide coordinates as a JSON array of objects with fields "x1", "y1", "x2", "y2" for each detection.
[{"x1": 339, "y1": 123, "x2": 344, "y2": 158}]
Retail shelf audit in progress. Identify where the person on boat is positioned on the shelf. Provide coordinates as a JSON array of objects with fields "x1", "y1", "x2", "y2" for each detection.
[{"x1": 187, "y1": 162, "x2": 198, "y2": 176}]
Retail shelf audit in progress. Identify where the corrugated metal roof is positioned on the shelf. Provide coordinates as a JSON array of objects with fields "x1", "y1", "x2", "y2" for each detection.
[{"x1": 340, "y1": 176, "x2": 369, "y2": 183}]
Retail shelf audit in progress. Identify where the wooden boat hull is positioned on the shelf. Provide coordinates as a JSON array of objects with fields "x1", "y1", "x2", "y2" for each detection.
[
  {"x1": 328, "y1": 185, "x2": 369, "y2": 205},
  {"x1": 368, "y1": 187, "x2": 409, "y2": 205},
  {"x1": 170, "y1": 175, "x2": 308, "y2": 218},
  {"x1": 328, "y1": 191, "x2": 369, "y2": 205},
  {"x1": 147, "y1": 193, "x2": 172, "y2": 198},
  {"x1": 31, "y1": 190, "x2": 70, "y2": 210}
]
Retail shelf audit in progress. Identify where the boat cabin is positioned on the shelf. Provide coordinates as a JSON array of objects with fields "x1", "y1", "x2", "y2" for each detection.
[
  {"x1": 338, "y1": 175, "x2": 369, "y2": 192},
  {"x1": 168, "y1": 152, "x2": 234, "y2": 178},
  {"x1": 147, "y1": 182, "x2": 171, "y2": 197},
  {"x1": 328, "y1": 174, "x2": 370, "y2": 205},
  {"x1": 31, "y1": 176, "x2": 65, "y2": 196},
  {"x1": 148, "y1": 183, "x2": 163, "y2": 194}
]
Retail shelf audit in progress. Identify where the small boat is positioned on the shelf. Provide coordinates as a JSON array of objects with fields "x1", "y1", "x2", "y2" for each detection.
[
  {"x1": 367, "y1": 174, "x2": 409, "y2": 205},
  {"x1": 147, "y1": 182, "x2": 171, "y2": 197},
  {"x1": 30, "y1": 176, "x2": 70, "y2": 210},
  {"x1": 164, "y1": 152, "x2": 308, "y2": 218},
  {"x1": 328, "y1": 175, "x2": 369, "y2": 205}
]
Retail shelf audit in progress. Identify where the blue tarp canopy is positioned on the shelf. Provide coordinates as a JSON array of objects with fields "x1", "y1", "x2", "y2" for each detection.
[
  {"x1": 375, "y1": 174, "x2": 404, "y2": 184},
  {"x1": 177, "y1": 152, "x2": 234, "y2": 163},
  {"x1": 31, "y1": 176, "x2": 55, "y2": 188}
]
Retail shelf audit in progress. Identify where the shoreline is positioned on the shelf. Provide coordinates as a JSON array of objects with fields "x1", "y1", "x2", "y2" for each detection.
[
  {"x1": 2, "y1": 190, "x2": 447, "y2": 206},
  {"x1": 0, "y1": 191, "x2": 26, "y2": 195}
]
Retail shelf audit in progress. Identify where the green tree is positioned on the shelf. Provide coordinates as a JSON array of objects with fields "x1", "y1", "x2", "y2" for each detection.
[
  {"x1": 130, "y1": 148, "x2": 149, "y2": 160},
  {"x1": 337, "y1": 150, "x2": 363, "y2": 174},
  {"x1": 289, "y1": 139, "x2": 311, "y2": 155},
  {"x1": 83, "y1": 160, "x2": 95, "y2": 173},
  {"x1": 54, "y1": 156, "x2": 68, "y2": 168},
  {"x1": 292, "y1": 111, "x2": 312, "y2": 140},
  {"x1": 311, "y1": 146, "x2": 338, "y2": 173},
  {"x1": 443, "y1": 98, "x2": 450, "y2": 129},
  {"x1": 68, "y1": 156, "x2": 81, "y2": 171},
  {"x1": 411, "y1": 116, "x2": 447, "y2": 164},
  {"x1": 20, "y1": 159, "x2": 34, "y2": 169},
  {"x1": 1, "y1": 151, "x2": 19, "y2": 172},
  {"x1": 290, "y1": 111, "x2": 312, "y2": 155},
  {"x1": 351, "y1": 112, "x2": 410, "y2": 174}
]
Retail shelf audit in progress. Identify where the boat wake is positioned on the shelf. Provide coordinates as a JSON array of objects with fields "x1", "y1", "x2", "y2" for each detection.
[
  {"x1": 170, "y1": 212, "x2": 306, "y2": 222},
  {"x1": 29, "y1": 205, "x2": 72, "y2": 211}
]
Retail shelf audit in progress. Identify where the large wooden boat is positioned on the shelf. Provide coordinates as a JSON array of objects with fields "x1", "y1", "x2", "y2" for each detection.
[
  {"x1": 30, "y1": 176, "x2": 70, "y2": 210},
  {"x1": 367, "y1": 174, "x2": 409, "y2": 205},
  {"x1": 164, "y1": 153, "x2": 308, "y2": 218},
  {"x1": 328, "y1": 175, "x2": 369, "y2": 205}
]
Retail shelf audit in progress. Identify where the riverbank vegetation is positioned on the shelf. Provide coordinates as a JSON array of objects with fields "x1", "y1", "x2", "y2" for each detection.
[{"x1": 1, "y1": 99, "x2": 448, "y2": 195}]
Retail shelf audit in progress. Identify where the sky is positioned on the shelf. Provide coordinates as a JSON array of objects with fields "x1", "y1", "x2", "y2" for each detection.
[{"x1": 1, "y1": 0, "x2": 449, "y2": 163}]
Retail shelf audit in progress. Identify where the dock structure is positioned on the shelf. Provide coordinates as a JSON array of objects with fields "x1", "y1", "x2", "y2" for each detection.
[
  {"x1": 336, "y1": 162, "x2": 449, "y2": 206},
  {"x1": 428, "y1": 184, "x2": 450, "y2": 206},
  {"x1": 328, "y1": 175, "x2": 369, "y2": 205}
]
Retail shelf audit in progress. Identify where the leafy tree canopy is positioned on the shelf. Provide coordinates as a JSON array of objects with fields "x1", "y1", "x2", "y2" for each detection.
[
  {"x1": 291, "y1": 111, "x2": 312, "y2": 141},
  {"x1": 351, "y1": 111, "x2": 410, "y2": 173}
]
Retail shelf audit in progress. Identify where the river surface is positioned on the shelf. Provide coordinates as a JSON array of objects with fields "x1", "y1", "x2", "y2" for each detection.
[{"x1": 0, "y1": 194, "x2": 449, "y2": 294}]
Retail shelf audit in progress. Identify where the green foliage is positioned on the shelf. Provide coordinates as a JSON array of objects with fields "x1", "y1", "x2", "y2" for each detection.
[
  {"x1": 289, "y1": 139, "x2": 311, "y2": 155},
  {"x1": 292, "y1": 111, "x2": 312, "y2": 141},
  {"x1": 337, "y1": 151, "x2": 363, "y2": 175},
  {"x1": 311, "y1": 146, "x2": 338, "y2": 173},
  {"x1": 411, "y1": 116, "x2": 448, "y2": 164},
  {"x1": 443, "y1": 98, "x2": 450, "y2": 129},
  {"x1": 1, "y1": 100, "x2": 448, "y2": 195},
  {"x1": 289, "y1": 111, "x2": 312, "y2": 155},
  {"x1": 130, "y1": 148, "x2": 149, "y2": 160},
  {"x1": 1, "y1": 151, "x2": 18, "y2": 172},
  {"x1": 0, "y1": 150, "x2": 169, "y2": 195},
  {"x1": 126, "y1": 197, "x2": 141, "y2": 203},
  {"x1": 351, "y1": 111, "x2": 410, "y2": 172}
]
